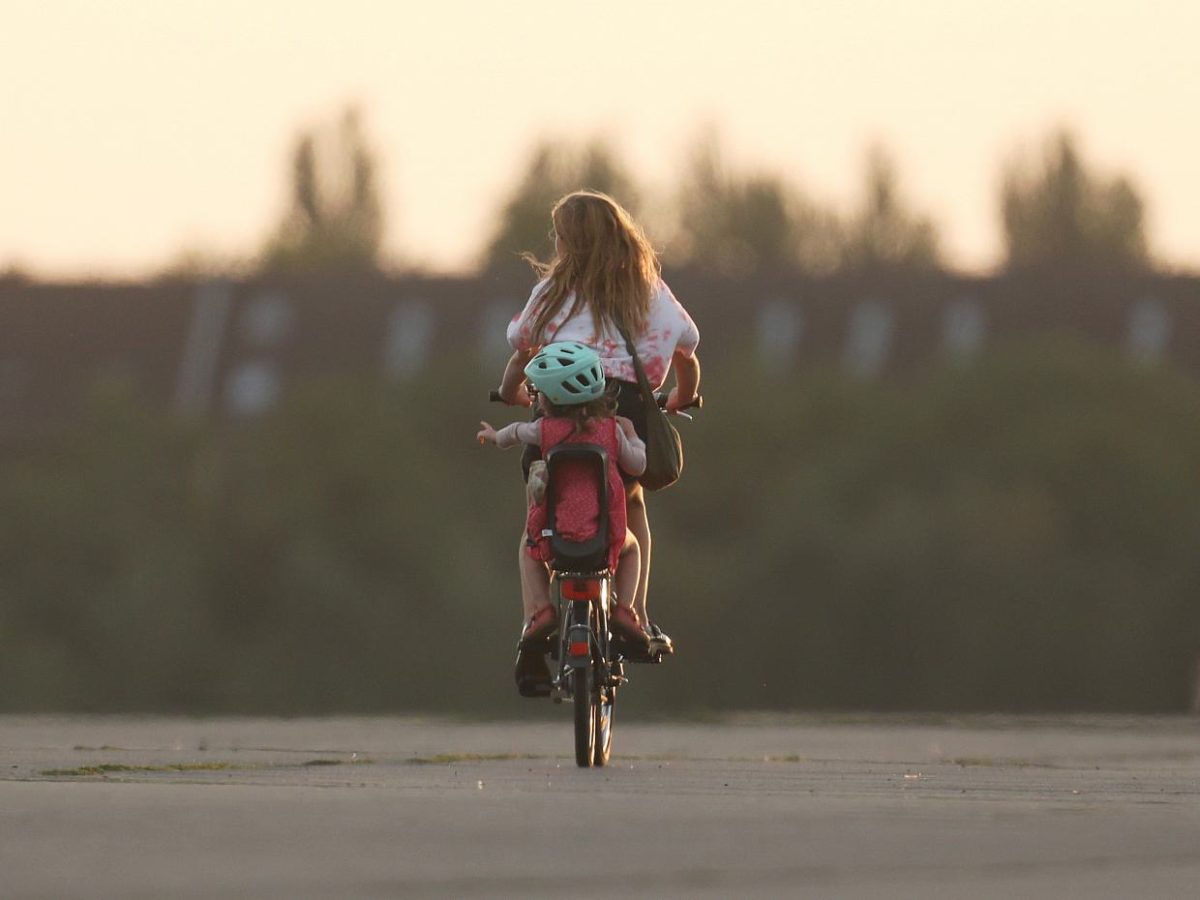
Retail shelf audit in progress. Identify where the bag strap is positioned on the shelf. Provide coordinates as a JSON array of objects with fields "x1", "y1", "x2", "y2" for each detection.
[{"x1": 615, "y1": 323, "x2": 658, "y2": 409}]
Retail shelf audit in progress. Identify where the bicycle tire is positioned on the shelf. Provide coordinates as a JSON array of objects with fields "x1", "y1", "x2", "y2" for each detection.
[
  {"x1": 593, "y1": 683, "x2": 614, "y2": 767},
  {"x1": 573, "y1": 664, "x2": 596, "y2": 768}
]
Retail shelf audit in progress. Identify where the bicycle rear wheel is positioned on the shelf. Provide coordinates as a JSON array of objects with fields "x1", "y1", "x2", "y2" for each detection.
[
  {"x1": 573, "y1": 665, "x2": 596, "y2": 768},
  {"x1": 593, "y1": 683, "x2": 614, "y2": 767}
]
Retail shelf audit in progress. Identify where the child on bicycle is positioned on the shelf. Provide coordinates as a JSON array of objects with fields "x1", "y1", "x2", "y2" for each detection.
[
  {"x1": 493, "y1": 190, "x2": 701, "y2": 655},
  {"x1": 478, "y1": 342, "x2": 649, "y2": 662}
]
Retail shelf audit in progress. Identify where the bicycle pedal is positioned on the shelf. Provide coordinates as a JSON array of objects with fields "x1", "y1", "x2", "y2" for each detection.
[
  {"x1": 518, "y1": 635, "x2": 555, "y2": 654},
  {"x1": 611, "y1": 637, "x2": 651, "y2": 658},
  {"x1": 515, "y1": 669, "x2": 552, "y2": 697},
  {"x1": 619, "y1": 644, "x2": 657, "y2": 664}
]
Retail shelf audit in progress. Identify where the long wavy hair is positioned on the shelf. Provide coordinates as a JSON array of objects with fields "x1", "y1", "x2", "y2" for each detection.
[{"x1": 522, "y1": 191, "x2": 660, "y2": 344}]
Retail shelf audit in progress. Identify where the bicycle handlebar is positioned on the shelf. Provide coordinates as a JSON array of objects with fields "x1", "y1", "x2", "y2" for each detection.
[
  {"x1": 655, "y1": 392, "x2": 703, "y2": 412},
  {"x1": 490, "y1": 389, "x2": 703, "y2": 414}
]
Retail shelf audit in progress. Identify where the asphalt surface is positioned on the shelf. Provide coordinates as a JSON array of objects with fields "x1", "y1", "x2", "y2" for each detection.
[{"x1": 3, "y1": 714, "x2": 1199, "y2": 898}]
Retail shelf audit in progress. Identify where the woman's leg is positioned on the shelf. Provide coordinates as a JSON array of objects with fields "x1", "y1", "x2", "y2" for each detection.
[
  {"x1": 514, "y1": 532, "x2": 553, "y2": 694},
  {"x1": 518, "y1": 532, "x2": 552, "y2": 621},
  {"x1": 625, "y1": 482, "x2": 652, "y2": 626},
  {"x1": 614, "y1": 528, "x2": 641, "y2": 614}
]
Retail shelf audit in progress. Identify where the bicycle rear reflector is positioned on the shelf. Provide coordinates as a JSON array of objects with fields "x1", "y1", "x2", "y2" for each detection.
[
  {"x1": 561, "y1": 578, "x2": 601, "y2": 601},
  {"x1": 569, "y1": 640, "x2": 590, "y2": 657}
]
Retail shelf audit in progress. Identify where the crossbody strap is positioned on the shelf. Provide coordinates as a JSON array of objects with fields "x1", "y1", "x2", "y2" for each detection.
[{"x1": 615, "y1": 324, "x2": 658, "y2": 408}]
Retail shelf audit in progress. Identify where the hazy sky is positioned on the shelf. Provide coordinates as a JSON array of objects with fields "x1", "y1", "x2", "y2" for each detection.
[{"x1": 4, "y1": 0, "x2": 1198, "y2": 278}]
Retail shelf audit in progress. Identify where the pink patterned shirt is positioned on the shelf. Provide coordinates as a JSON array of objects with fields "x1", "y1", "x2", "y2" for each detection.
[{"x1": 506, "y1": 279, "x2": 700, "y2": 390}]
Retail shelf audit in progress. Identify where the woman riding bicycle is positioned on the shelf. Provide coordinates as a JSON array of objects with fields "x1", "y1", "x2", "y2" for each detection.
[{"x1": 495, "y1": 190, "x2": 702, "y2": 655}]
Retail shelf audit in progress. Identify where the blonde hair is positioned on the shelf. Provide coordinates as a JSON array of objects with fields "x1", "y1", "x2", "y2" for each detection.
[
  {"x1": 523, "y1": 191, "x2": 660, "y2": 345},
  {"x1": 543, "y1": 383, "x2": 620, "y2": 436}
]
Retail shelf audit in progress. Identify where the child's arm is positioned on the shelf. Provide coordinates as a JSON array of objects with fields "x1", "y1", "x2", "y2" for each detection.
[
  {"x1": 496, "y1": 349, "x2": 534, "y2": 407},
  {"x1": 615, "y1": 417, "x2": 646, "y2": 476},
  {"x1": 477, "y1": 419, "x2": 541, "y2": 449}
]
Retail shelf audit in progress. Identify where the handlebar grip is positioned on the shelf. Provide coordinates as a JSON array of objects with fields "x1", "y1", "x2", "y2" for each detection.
[{"x1": 655, "y1": 393, "x2": 703, "y2": 411}]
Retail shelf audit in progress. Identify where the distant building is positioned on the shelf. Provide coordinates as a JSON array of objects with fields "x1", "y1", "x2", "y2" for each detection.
[{"x1": 1, "y1": 267, "x2": 1196, "y2": 437}]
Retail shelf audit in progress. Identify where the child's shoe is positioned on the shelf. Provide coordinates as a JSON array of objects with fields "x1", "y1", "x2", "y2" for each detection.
[
  {"x1": 519, "y1": 605, "x2": 557, "y2": 648},
  {"x1": 610, "y1": 605, "x2": 650, "y2": 647}
]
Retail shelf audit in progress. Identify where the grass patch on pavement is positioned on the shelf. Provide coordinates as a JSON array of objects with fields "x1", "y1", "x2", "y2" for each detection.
[
  {"x1": 405, "y1": 752, "x2": 546, "y2": 765},
  {"x1": 41, "y1": 757, "x2": 376, "y2": 777},
  {"x1": 41, "y1": 762, "x2": 237, "y2": 777},
  {"x1": 946, "y1": 756, "x2": 1052, "y2": 768}
]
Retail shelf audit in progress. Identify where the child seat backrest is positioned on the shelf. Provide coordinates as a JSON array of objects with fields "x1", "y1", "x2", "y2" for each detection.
[{"x1": 544, "y1": 443, "x2": 609, "y2": 572}]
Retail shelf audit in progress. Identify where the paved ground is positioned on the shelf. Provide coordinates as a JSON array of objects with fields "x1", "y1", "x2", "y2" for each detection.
[{"x1": 2, "y1": 713, "x2": 1199, "y2": 898}]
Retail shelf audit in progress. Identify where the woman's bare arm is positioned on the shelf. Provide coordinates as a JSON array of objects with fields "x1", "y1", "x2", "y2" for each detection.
[
  {"x1": 666, "y1": 350, "x2": 701, "y2": 411},
  {"x1": 497, "y1": 348, "x2": 535, "y2": 406}
]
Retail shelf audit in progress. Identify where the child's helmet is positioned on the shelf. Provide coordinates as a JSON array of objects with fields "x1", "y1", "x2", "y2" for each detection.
[{"x1": 524, "y1": 341, "x2": 605, "y2": 406}]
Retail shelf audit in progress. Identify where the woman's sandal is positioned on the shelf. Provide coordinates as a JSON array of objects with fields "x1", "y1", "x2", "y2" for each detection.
[{"x1": 646, "y1": 622, "x2": 674, "y2": 655}]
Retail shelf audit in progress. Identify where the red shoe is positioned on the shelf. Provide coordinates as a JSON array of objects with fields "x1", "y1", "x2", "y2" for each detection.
[
  {"x1": 610, "y1": 605, "x2": 649, "y2": 645},
  {"x1": 520, "y1": 605, "x2": 557, "y2": 646}
]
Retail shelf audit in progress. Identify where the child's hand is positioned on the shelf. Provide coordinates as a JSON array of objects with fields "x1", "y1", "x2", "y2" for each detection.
[{"x1": 476, "y1": 421, "x2": 498, "y2": 445}]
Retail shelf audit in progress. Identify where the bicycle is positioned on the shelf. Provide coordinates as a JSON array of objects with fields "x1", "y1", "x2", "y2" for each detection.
[{"x1": 491, "y1": 388, "x2": 700, "y2": 767}]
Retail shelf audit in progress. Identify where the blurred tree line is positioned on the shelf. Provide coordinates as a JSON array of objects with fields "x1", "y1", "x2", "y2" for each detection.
[
  {"x1": 483, "y1": 131, "x2": 942, "y2": 278},
  {"x1": 481, "y1": 126, "x2": 1148, "y2": 278},
  {"x1": 1001, "y1": 130, "x2": 1148, "y2": 270},
  {"x1": 261, "y1": 106, "x2": 385, "y2": 273},
  {"x1": 175, "y1": 104, "x2": 1152, "y2": 280},
  {"x1": 2, "y1": 342, "x2": 1198, "y2": 715}
]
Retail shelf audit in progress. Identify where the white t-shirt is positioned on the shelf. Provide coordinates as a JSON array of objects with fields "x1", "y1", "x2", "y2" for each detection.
[{"x1": 506, "y1": 278, "x2": 700, "y2": 390}]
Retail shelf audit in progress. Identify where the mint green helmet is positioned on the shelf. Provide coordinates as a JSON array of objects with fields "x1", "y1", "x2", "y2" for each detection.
[{"x1": 524, "y1": 341, "x2": 606, "y2": 406}]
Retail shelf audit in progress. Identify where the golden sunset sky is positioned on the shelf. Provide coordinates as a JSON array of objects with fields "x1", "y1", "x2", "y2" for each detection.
[{"x1": 4, "y1": 0, "x2": 1197, "y2": 277}]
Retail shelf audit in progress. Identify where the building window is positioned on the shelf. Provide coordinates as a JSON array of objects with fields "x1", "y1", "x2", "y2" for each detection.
[
  {"x1": 224, "y1": 361, "x2": 281, "y2": 417},
  {"x1": 843, "y1": 300, "x2": 894, "y2": 378},
  {"x1": 384, "y1": 301, "x2": 434, "y2": 379},
  {"x1": 942, "y1": 298, "x2": 986, "y2": 361},
  {"x1": 1127, "y1": 297, "x2": 1170, "y2": 363},
  {"x1": 756, "y1": 300, "x2": 803, "y2": 369},
  {"x1": 478, "y1": 302, "x2": 518, "y2": 367}
]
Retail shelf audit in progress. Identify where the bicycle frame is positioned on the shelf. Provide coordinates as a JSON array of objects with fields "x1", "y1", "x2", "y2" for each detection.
[
  {"x1": 536, "y1": 443, "x2": 625, "y2": 766},
  {"x1": 551, "y1": 571, "x2": 615, "y2": 685},
  {"x1": 549, "y1": 567, "x2": 621, "y2": 767}
]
